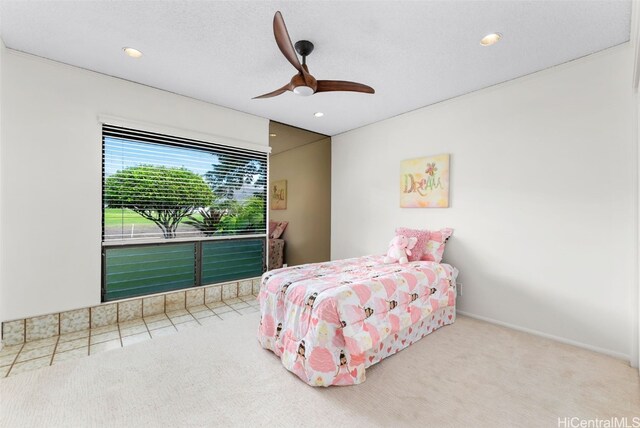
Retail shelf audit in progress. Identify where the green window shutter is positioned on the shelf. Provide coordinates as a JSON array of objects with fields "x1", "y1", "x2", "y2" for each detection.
[
  {"x1": 201, "y1": 238, "x2": 265, "y2": 285},
  {"x1": 104, "y1": 243, "x2": 196, "y2": 301}
]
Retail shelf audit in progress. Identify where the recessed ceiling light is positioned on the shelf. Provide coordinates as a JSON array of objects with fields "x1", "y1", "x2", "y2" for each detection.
[
  {"x1": 123, "y1": 47, "x2": 143, "y2": 58},
  {"x1": 314, "y1": 112, "x2": 324, "y2": 118},
  {"x1": 480, "y1": 33, "x2": 502, "y2": 46},
  {"x1": 269, "y1": 133, "x2": 277, "y2": 137}
]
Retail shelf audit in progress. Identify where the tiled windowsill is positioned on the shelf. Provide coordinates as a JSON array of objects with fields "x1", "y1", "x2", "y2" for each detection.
[
  {"x1": 0, "y1": 294, "x2": 260, "y2": 378},
  {"x1": 1, "y1": 278, "x2": 261, "y2": 347}
]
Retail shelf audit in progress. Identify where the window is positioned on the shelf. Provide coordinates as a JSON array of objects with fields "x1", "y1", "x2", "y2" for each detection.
[{"x1": 101, "y1": 124, "x2": 268, "y2": 301}]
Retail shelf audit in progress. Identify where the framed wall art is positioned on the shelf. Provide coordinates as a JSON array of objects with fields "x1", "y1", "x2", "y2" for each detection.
[
  {"x1": 400, "y1": 154, "x2": 450, "y2": 208},
  {"x1": 271, "y1": 179, "x2": 287, "y2": 210}
]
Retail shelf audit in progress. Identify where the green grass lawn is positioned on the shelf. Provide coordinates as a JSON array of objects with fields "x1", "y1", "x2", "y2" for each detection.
[
  {"x1": 104, "y1": 208, "x2": 203, "y2": 226},
  {"x1": 104, "y1": 208, "x2": 157, "y2": 226}
]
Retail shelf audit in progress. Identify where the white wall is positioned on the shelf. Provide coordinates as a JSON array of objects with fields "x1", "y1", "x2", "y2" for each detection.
[
  {"x1": 332, "y1": 45, "x2": 635, "y2": 360},
  {"x1": 0, "y1": 50, "x2": 268, "y2": 321},
  {"x1": 0, "y1": 40, "x2": 4, "y2": 327},
  {"x1": 635, "y1": 91, "x2": 639, "y2": 369},
  {"x1": 631, "y1": 0, "x2": 640, "y2": 373}
]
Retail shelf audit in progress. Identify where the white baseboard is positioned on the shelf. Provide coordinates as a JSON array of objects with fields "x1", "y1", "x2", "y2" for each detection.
[{"x1": 457, "y1": 310, "x2": 631, "y2": 363}]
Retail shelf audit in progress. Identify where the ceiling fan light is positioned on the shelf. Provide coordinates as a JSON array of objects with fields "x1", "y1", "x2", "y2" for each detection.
[{"x1": 293, "y1": 86, "x2": 314, "y2": 96}]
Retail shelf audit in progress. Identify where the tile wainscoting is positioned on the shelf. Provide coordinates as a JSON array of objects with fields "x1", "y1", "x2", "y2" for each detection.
[
  {"x1": 0, "y1": 295, "x2": 261, "y2": 378},
  {"x1": 1, "y1": 278, "x2": 261, "y2": 347}
]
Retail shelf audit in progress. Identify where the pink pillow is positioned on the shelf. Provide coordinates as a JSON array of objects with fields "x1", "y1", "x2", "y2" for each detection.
[
  {"x1": 395, "y1": 227, "x2": 430, "y2": 262},
  {"x1": 270, "y1": 221, "x2": 288, "y2": 239},
  {"x1": 421, "y1": 228, "x2": 453, "y2": 263},
  {"x1": 268, "y1": 221, "x2": 278, "y2": 237}
]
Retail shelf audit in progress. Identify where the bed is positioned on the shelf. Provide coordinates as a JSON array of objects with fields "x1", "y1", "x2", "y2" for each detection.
[{"x1": 257, "y1": 255, "x2": 458, "y2": 386}]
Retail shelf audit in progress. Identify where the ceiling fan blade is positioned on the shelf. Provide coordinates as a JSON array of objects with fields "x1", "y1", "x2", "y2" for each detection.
[
  {"x1": 273, "y1": 12, "x2": 303, "y2": 72},
  {"x1": 316, "y1": 80, "x2": 375, "y2": 94},
  {"x1": 253, "y1": 84, "x2": 291, "y2": 99},
  {"x1": 273, "y1": 11, "x2": 312, "y2": 84}
]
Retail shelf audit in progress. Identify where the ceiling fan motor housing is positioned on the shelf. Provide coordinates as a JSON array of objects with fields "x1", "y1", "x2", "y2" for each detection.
[{"x1": 294, "y1": 40, "x2": 314, "y2": 58}]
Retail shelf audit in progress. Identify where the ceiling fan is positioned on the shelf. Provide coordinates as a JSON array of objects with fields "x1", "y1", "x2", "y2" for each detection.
[{"x1": 253, "y1": 11, "x2": 375, "y2": 99}]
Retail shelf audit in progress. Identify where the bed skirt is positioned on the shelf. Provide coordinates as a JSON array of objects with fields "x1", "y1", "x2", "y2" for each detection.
[{"x1": 362, "y1": 306, "x2": 456, "y2": 376}]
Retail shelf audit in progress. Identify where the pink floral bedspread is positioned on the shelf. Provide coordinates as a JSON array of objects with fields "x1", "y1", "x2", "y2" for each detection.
[{"x1": 257, "y1": 255, "x2": 458, "y2": 386}]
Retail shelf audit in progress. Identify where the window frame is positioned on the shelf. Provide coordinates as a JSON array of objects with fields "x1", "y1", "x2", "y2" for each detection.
[{"x1": 99, "y1": 119, "x2": 270, "y2": 302}]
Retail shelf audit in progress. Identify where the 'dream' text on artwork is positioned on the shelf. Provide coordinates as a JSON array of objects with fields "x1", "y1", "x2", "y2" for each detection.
[{"x1": 402, "y1": 174, "x2": 443, "y2": 196}]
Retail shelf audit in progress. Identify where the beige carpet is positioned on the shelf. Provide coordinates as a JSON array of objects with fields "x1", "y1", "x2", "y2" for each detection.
[{"x1": 1, "y1": 313, "x2": 638, "y2": 428}]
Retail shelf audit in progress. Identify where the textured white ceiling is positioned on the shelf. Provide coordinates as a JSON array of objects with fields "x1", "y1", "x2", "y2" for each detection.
[{"x1": 0, "y1": 1, "x2": 631, "y2": 136}]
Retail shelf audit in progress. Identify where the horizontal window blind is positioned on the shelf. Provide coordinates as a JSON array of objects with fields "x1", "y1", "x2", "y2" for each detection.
[{"x1": 103, "y1": 124, "x2": 267, "y2": 242}]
